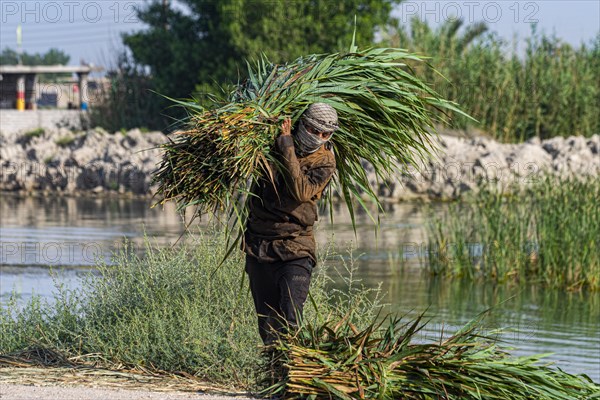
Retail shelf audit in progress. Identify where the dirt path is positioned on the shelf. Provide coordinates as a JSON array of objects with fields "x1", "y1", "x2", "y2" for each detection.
[
  {"x1": 0, "y1": 384, "x2": 257, "y2": 400},
  {"x1": 0, "y1": 368, "x2": 258, "y2": 400}
]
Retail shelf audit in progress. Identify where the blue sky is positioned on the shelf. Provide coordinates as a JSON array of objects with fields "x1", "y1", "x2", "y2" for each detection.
[{"x1": 1, "y1": 0, "x2": 598, "y2": 72}]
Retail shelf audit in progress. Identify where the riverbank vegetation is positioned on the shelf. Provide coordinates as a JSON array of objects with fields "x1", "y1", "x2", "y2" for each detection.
[
  {"x1": 0, "y1": 234, "x2": 379, "y2": 389},
  {"x1": 86, "y1": 0, "x2": 599, "y2": 143},
  {"x1": 1, "y1": 234, "x2": 598, "y2": 398},
  {"x1": 426, "y1": 177, "x2": 600, "y2": 290},
  {"x1": 384, "y1": 20, "x2": 600, "y2": 141}
]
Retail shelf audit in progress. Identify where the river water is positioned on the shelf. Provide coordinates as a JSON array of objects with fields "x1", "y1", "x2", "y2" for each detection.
[{"x1": 1, "y1": 195, "x2": 598, "y2": 381}]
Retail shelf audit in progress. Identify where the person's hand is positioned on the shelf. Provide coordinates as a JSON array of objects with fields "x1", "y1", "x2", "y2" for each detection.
[{"x1": 280, "y1": 117, "x2": 292, "y2": 137}]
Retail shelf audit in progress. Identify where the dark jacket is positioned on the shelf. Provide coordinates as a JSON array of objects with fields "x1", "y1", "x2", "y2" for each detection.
[{"x1": 243, "y1": 135, "x2": 336, "y2": 263}]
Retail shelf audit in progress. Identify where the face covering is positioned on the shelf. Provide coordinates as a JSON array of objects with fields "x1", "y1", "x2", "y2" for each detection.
[
  {"x1": 294, "y1": 120, "x2": 329, "y2": 156},
  {"x1": 293, "y1": 103, "x2": 338, "y2": 157}
]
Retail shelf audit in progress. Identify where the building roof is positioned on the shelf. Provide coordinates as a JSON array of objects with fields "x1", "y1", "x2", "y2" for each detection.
[{"x1": 0, "y1": 65, "x2": 103, "y2": 74}]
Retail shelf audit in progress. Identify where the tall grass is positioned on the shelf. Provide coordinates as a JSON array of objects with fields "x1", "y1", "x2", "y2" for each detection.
[
  {"x1": 0, "y1": 236, "x2": 258, "y2": 387},
  {"x1": 384, "y1": 19, "x2": 600, "y2": 141},
  {"x1": 0, "y1": 234, "x2": 381, "y2": 389},
  {"x1": 426, "y1": 177, "x2": 600, "y2": 289}
]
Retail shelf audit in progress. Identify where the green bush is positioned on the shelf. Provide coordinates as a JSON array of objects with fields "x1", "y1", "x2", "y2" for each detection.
[{"x1": 0, "y1": 233, "x2": 380, "y2": 389}]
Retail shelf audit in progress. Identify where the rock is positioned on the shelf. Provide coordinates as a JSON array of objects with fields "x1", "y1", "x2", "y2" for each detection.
[
  {"x1": 22, "y1": 173, "x2": 37, "y2": 191},
  {"x1": 76, "y1": 163, "x2": 104, "y2": 190},
  {"x1": 542, "y1": 136, "x2": 567, "y2": 158},
  {"x1": 587, "y1": 134, "x2": 599, "y2": 155},
  {"x1": 94, "y1": 127, "x2": 109, "y2": 136},
  {"x1": 473, "y1": 149, "x2": 508, "y2": 182},
  {"x1": 71, "y1": 147, "x2": 98, "y2": 167},
  {"x1": 507, "y1": 143, "x2": 553, "y2": 175},
  {"x1": 82, "y1": 130, "x2": 105, "y2": 147},
  {"x1": 26, "y1": 148, "x2": 37, "y2": 161},
  {"x1": 1, "y1": 125, "x2": 598, "y2": 198},
  {"x1": 566, "y1": 136, "x2": 588, "y2": 152},
  {"x1": 459, "y1": 181, "x2": 476, "y2": 193},
  {"x1": 120, "y1": 135, "x2": 138, "y2": 149},
  {"x1": 526, "y1": 136, "x2": 541, "y2": 146},
  {"x1": 0, "y1": 144, "x2": 22, "y2": 161}
]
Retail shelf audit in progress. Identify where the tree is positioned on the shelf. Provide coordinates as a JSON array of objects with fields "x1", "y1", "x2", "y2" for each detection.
[
  {"x1": 0, "y1": 47, "x2": 71, "y2": 81},
  {"x1": 123, "y1": 0, "x2": 399, "y2": 127},
  {"x1": 0, "y1": 47, "x2": 69, "y2": 66}
]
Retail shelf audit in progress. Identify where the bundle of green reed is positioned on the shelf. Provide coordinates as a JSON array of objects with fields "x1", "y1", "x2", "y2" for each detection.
[
  {"x1": 153, "y1": 46, "x2": 468, "y2": 239},
  {"x1": 262, "y1": 314, "x2": 599, "y2": 399}
]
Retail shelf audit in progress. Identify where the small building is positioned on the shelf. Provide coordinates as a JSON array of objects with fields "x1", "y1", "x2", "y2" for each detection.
[
  {"x1": 0, "y1": 65, "x2": 103, "y2": 110},
  {"x1": 0, "y1": 65, "x2": 104, "y2": 136}
]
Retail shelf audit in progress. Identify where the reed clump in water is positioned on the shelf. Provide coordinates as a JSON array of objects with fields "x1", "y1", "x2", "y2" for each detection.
[{"x1": 426, "y1": 176, "x2": 600, "y2": 290}]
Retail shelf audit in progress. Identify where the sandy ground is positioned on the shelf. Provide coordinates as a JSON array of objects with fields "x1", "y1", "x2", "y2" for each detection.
[
  {"x1": 0, "y1": 367, "x2": 258, "y2": 400},
  {"x1": 0, "y1": 384, "x2": 258, "y2": 400}
]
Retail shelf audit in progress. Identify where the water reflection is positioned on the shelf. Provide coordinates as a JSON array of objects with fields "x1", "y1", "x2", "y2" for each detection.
[
  {"x1": 327, "y1": 262, "x2": 600, "y2": 380},
  {"x1": 1, "y1": 194, "x2": 193, "y2": 266},
  {"x1": 1, "y1": 194, "x2": 439, "y2": 267}
]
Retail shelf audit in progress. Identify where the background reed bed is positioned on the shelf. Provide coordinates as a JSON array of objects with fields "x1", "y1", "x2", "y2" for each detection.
[
  {"x1": 426, "y1": 176, "x2": 600, "y2": 290},
  {"x1": 384, "y1": 19, "x2": 600, "y2": 142}
]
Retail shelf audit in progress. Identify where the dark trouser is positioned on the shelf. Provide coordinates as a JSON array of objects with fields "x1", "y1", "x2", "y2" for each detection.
[{"x1": 245, "y1": 255, "x2": 314, "y2": 345}]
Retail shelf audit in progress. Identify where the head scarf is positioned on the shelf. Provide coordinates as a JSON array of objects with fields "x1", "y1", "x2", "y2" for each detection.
[{"x1": 294, "y1": 103, "x2": 338, "y2": 156}]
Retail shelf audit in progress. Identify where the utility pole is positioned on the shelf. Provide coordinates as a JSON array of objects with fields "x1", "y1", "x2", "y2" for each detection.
[
  {"x1": 162, "y1": 0, "x2": 170, "y2": 30},
  {"x1": 16, "y1": 24, "x2": 23, "y2": 65},
  {"x1": 16, "y1": 24, "x2": 25, "y2": 111}
]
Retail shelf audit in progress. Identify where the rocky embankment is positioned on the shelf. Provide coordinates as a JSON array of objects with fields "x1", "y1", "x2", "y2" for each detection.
[
  {"x1": 0, "y1": 127, "x2": 598, "y2": 199},
  {"x1": 0, "y1": 128, "x2": 165, "y2": 196},
  {"x1": 376, "y1": 132, "x2": 599, "y2": 200}
]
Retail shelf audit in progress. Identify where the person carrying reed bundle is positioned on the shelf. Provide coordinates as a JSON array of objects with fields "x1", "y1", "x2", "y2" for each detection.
[{"x1": 243, "y1": 103, "x2": 339, "y2": 345}]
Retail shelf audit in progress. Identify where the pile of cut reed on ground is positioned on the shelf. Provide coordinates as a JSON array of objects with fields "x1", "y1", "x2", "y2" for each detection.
[
  {"x1": 153, "y1": 46, "x2": 470, "y2": 241},
  {"x1": 426, "y1": 176, "x2": 600, "y2": 290},
  {"x1": 263, "y1": 312, "x2": 599, "y2": 399}
]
